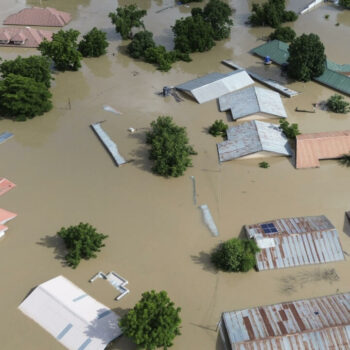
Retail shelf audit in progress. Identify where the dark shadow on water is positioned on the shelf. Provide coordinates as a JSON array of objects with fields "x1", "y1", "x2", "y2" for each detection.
[
  {"x1": 216, "y1": 332, "x2": 227, "y2": 350},
  {"x1": 36, "y1": 234, "x2": 67, "y2": 267},
  {"x1": 343, "y1": 212, "x2": 350, "y2": 238},
  {"x1": 128, "y1": 130, "x2": 153, "y2": 173},
  {"x1": 191, "y1": 251, "x2": 218, "y2": 274},
  {"x1": 238, "y1": 226, "x2": 247, "y2": 239}
]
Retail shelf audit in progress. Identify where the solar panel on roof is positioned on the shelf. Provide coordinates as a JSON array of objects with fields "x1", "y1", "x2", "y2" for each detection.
[{"x1": 261, "y1": 223, "x2": 277, "y2": 234}]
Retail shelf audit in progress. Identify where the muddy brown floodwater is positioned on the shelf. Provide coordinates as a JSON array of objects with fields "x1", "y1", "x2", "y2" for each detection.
[{"x1": 0, "y1": 0, "x2": 350, "y2": 349}]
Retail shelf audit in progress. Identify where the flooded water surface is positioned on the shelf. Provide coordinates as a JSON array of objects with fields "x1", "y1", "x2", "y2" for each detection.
[{"x1": 0, "y1": 0, "x2": 350, "y2": 349}]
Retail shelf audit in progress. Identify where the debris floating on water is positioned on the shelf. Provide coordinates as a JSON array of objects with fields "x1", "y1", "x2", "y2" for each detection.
[
  {"x1": 190, "y1": 176, "x2": 197, "y2": 205},
  {"x1": 0, "y1": 132, "x2": 14, "y2": 145},
  {"x1": 199, "y1": 204, "x2": 219, "y2": 237},
  {"x1": 128, "y1": 127, "x2": 135, "y2": 133},
  {"x1": 103, "y1": 105, "x2": 121, "y2": 115}
]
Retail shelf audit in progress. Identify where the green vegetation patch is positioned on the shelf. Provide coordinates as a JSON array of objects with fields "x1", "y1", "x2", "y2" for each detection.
[{"x1": 326, "y1": 94, "x2": 350, "y2": 114}]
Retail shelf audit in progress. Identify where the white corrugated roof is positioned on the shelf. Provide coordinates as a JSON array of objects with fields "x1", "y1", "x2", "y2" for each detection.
[
  {"x1": 175, "y1": 70, "x2": 254, "y2": 104},
  {"x1": 19, "y1": 275, "x2": 122, "y2": 350}
]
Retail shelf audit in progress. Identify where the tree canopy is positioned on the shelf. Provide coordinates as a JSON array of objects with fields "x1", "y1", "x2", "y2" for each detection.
[
  {"x1": 340, "y1": 0, "x2": 350, "y2": 8},
  {"x1": 57, "y1": 222, "x2": 108, "y2": 268},
  {"x1": 109, "y1": 4, "x2": 146, "y2": 40},
  {"x1": 287, "y1": 33, "x2": 326, "y2": 81},
  {"x1": 127, "y1": 30, "x2": 155, "y2": 58},
  {"x1": 211, "y1": 238, "x2": 260, "y2": 272},
  {"x1": 78, "y1": 27, "x2": 109, "y2": 57},
  {"x1": 279, "y1": 119, "x2": 300, "y2": 139},
  {"x1": 146, "y1": 116, "x2": 196, "y2": 177},
  {"x1": 326, "y1": 94, "x2": 350, "y2": 114},
  {"x1": 208, "y1": 120, "x2": 228, "y2": 137},
  {"x1": 269, "y1": 26, "x2": 296, "y2": 42},
  {"x1": 249, "y1": 0, "x2": 298, "y2": 28},
  {"x1": 119, "y1": 290, "x2": 181, "y2": 350},
  {"x1": 0, "y1": 74, "x2": 52, "y2": 121},
  {"x1": 0, "y1": 55, "x2": 52, "y2": 88},
  {"x1": 38, "y1": 29, "x2": 82, "y2": 72}
]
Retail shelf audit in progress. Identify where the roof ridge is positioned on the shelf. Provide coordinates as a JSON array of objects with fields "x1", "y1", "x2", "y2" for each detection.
[{"x1": 254, "y1": 120, "x2": 264, "y2": 151}]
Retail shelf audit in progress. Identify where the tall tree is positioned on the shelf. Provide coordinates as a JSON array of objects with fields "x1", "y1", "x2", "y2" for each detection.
[
  {"x1": 120, "y1": 290, "x2": 181, "y2": 350},
  {"x1": 109, "y1": 5, "x2": 146, "y2": 40},
  {"x1": 269, "y1": 26, "x2": 296, "y2": 42},
  {"x1": 127, "y1": 30, "x2": 155, "y2": 58},
  {"x1": 0, "y1": 55, "x2": 52, "y2": 87},
  {"x1": 0, "y1": 74, "x2": 52, "y2": 121},
  {"x1": 78, "y1": 27, "x2": 109, "y2": 57},
  {"x1": 38, "y1": 29, "x2": 82, "y2": 71},
  {"x1": 287, "y1": 33, "x2": 326, "y2": 82}
]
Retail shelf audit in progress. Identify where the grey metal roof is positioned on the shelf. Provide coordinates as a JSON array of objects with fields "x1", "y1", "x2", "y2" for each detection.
[
  {"x1": 219, "y1": 86, "x2": 287, "y2": 120},
  {"x1": 175, "y1": 69, "x2": 254, "y2": 104},
  {"x1": 222, "y1": 292, "x2": 350, "y2": 350},
  {"x1": 245, "y1": 215, "x2": 345, "y2": 271},
  {"x1": 217, "y1": 120, "x2": 291, "y2": 162}
]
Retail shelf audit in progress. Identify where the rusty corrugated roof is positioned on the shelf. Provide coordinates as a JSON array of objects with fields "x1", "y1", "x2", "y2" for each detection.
[
  {"x1": 296, "y1": 131, "x2": 350, "y2": 169},
  {"x1": 4, "y1": 7, "x2": 71, "y2": 27},
  {"x1": 0, "y1": 27, "x2": 52, "y2": 48},
  {"x1": 222, "y1": 292, "x2": 350, "y2": 350},
  {"x1": 245, "y1": 215, "x2": 344, "y2": 271}
]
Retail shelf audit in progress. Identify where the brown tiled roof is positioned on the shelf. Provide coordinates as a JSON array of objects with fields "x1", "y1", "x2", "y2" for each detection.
[
  {"x1": 4, "y1": 7, "x2": 71, "y2": 27},
  {"x1": 296, "y1": 130, "x2": 350, "y2": 169},
  {"x1": 0, "y1": 178, "x2": 16, "y2": 197},
  {"x1": 0, "y1": 31, "x2": 10, "y2": 41},
  {"x1": 0, "y1": 27, "x2": 52, "y2": 48}
]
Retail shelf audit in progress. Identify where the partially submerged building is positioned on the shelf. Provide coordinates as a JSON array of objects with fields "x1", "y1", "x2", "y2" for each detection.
[
  {"x1": 0, "y1": 27, "x2": 52, "y2": 48},
  {"x1": 245, "y1": 215, "x2": 344, "y2": 271},
  {"x1": 220, "y1": 292, "x2": 350, "y2": 350},
  {"x1": 0, "y1": 178, "x2": 16, "y2": 197},
  {"x1": 296, "y1": 130, "x2": 350, "y2": 169},
  {"x1": 0, "y1": 208, "x2": 17, "y2": 238},
  {"x1": 252, "y1": 40, "x2": 350, "y2": 96},
  {"x1": 218, "y1": 86, "x2": 287, "y2": 121},
  {"x1": 175, "y1": 70, "x2": 254, "y2": 104},
  {"x1": 4, "y1": 7, "x2": 71, "y2": 27},
  {"x1": 19, "y1": 275, "x2": 122, "y2": 350},
  {"x1": 217, "y1": 120, "x2": 291, "y2": 162}
]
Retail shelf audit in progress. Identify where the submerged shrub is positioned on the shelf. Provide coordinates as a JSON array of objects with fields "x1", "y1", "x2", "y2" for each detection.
[
  {"x1": 279, "y1": 119, "x2": 300, "y2": 139},
  {"x1": 269, "y1": 26, "x2": 296, "y2": 42},
  {"x1": 326, "y1": 94, "x2": 350, "y2": 114},
  {"x1": 208, "y1": 120, "x2": 228, "y2": 137}
]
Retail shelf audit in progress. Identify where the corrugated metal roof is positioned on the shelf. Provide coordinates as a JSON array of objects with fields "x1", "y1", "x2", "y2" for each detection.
[
  {"x1": 19, "y1": 276, "x2": 122, "y2": 350},
  {"x1": 296, "y1": 130, "x2": 350, "y2": 169},
  {"x1": 252, "y1": 40, "x2": 350, "y2": 96},
  {"x1": 217, "y1": 120, "x2": 291, "y2": 162},
  {"x1": 175, "y1": 70, "x2": 254, "y2": 104},
  {"x1": 4, "y1": 7, "x2": 71, "y2": 27},
  {"x1": 245, "y1": 215, "x2": 344, "y2": 271},
  {"x1": 0, "y1": 27, "x2": 52, "y2": 48},
  {"x1": 219, "y1": 86, "x2": 287, "y2": 120},
  {"x1": 222, "y1": 292, "x2": 350, "y2": 350}
]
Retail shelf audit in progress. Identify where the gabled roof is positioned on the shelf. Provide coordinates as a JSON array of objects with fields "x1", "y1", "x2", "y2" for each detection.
[
  {"x1": 4, "y1": 7, "x2": 71, "y2": 27},
  {"x1": 0, "y1": 208, "x2": 17, "y2": 225},
  {"x1": 222, "y1": 292, "x2": 350, "y2": 350},
  {"x1": 19, "y1": 276, "x2": 122, "y2": 350},
  {"x1": 296, "y1": 130, "x2": 350, "y2": 168},
  {"x1": 0, "y1": 30, "x2": 10, "y2": 41},
  {"x1": 219, "y1": 86, "x2": 287, "y2": 120},
  {"x1": 217, "y1": 120, "x2": 291, "y2": 162},
  {"x1": 0, "y1": 178, "x2": 16, "y2": 197},
  {"x1": 0, "y1": 27, "x2": 52, "y2": 48},
  {"x1": 245, "y1": 215, "x2": 344, "y2": 271},
  {"x1": 175, "y1": 70, "x2": 254, "y2": 104}
]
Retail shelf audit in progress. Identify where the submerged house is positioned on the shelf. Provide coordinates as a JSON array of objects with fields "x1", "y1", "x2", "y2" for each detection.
[
  {"x1": 245, "y1": 215, "x2": 344, "y2": 271},
  {"x1": 19, "y1": 275, "x2": 122, "y2": 350},
  {"x1": 296, "y1": 130, "x2": 350, "y2": 169},
  {"x1": 0, "y1": 208, "x2": 17, "y2": 238},
  {"x1": 0, "y1": 178, "x2": 16, "y2": 197},
  {"x1": 4, "y1": 7, "x2": 71, "y2": 27},
  {"x1": 175, "y1": 70, "x2": 254, "y2": 104},
  {"x1": 0, "y1": 27, "x2": 52, "y2": 48},
  {"x1": 217, "y1": 120, "x2": 291, "y2": 162},
  {"x1": 219, "y1": 86, "x2": 287, "y2": 121},
  {"x1": 220, "y1": 292, "x2": 350, "y2": 350}
]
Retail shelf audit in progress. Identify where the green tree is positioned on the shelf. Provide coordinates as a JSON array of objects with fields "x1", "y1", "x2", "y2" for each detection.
[
  {"x1": 340, "y1": 0, "x2": 350, "y2": 8},
  {"x1": 339, "y1": 153, "x2": 350, "y2": 167},
  {"x1": 208, "y1": 120, "x2": 228, "y2": 137},
  {"x1": 0, "y1": 55, "x2": 52, "y2": 88},
  {"x1": 287, "y1": 33, "x2": 326, "y2": 82},
  {"x1": 202, "y1": 0, "x2": 233, "y2": 40},
  {"x1": 0, "y1": 74, "x2": 52, "y2": 121},
  {"x1": 57, "y1": 222, "x2": 108, "y2": 268},
  {"x1": 146, "y1": 116, "x2": 196, "y2": 177},
  {"x1": 119, "y1": 290, "x2": 181, "y2": 350},
  {"x1": 173, "y1": 15, "x2": 215, "y2": 53},
  {"x1": 181, "y1": 0, "x2": 203, "y2": 3},
  {"x1": 279, "y1": 119, "x2": 300, "y2": 139},
  {"x1": 127, "y1": 30, "x2": 155, "y2": 58},
  {"x1": 269, "y1": 26, "x2": 296, "y2": 42},
  {"x1": 211, "y1": 238, "x2": 260, "y2": 272},
  {"x1": 78, "y1": 27, "x2": 109, "y2": 57},
  {"x1": 109, "y1": 5, "x2": 146, "y2": 40},
  {"x1": 326, "y1": 94, "x2": 350, "y2": 113},
  {"x1": 38, "y1": 29, "x2": 82, "y2": 71}
]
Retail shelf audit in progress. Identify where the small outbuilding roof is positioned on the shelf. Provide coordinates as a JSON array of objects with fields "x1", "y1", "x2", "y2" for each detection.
[
  {"x1": 217, "y1": 120, "x2": 291, "y2": 162},
  {"x1": 4, "y1": 7, "x2": 71, "y2": 27},
  {"x1": 296, "y1": 130, "x2": 350, "y2": 168},
  {"x1": 245, "y1": 215, "x2": 344, "y2": 271},
  {"x1": 19, "y1": 275, "x2": 122, "y2": 350},
  {"x1": 0, "y1": 178, "x2": 16, "y2": 197},
  {"x1": 0, "y1": 208, "x2": 17, "y2": 225},
  {"x1": 219, "y1": 86, "x2": 287, "y2": 120},
  {"x1": 0, "y1": 27, "x2": 52, "y2": 48},
  {"x1": 175, "y1": 70, "x2": 254, "y2": 104},
  {"x1": 221, "y1": 292, "x2": 350, "y2": 350}
]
